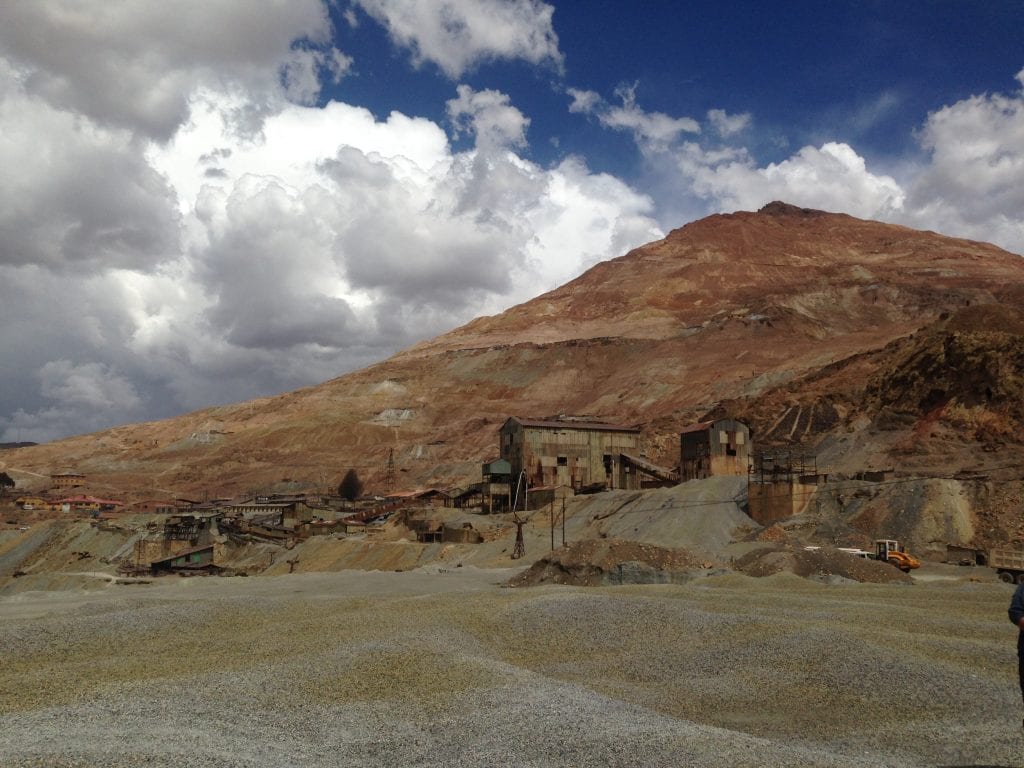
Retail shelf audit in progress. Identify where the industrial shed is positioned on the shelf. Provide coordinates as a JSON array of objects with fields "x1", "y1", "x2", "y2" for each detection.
[
  {"x1": 150, "y1": 545, "x2": 218, "y2": 575},
  {"x1": 499, "y1": 416, "x2": 642, "y2": 497},
  {"x1": 680, "y1": 418, "x2": 751, "y2": 481},
  {"x1": 480, "y1": 458, "x2": 512, "y2": 513}
]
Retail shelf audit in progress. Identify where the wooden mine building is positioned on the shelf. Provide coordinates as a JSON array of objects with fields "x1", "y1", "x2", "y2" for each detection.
[
  {"x1": 679, "y1": 418, "x2": 751, "y2": 481},
  {"x1": 499, "y1": 416, "x2": 642, "y2": 495},
  {"x1": 480, "y1": 458, "x2": 512, "y2": 513}
]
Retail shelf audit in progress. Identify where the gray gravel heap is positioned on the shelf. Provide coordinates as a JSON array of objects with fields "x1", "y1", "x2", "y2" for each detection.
[{"x1": 1, "y1": 568, "x2": 1021, "y2": 767}]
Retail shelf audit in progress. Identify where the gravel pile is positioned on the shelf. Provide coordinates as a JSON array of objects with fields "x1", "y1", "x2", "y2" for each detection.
[
  {"x1": 507, "y1": 538, "x2": 715, "y2": 587},
  {"x1": 0, "y1": 569, "x2": 1021, "y2": 766},
  {"x1": 734, "y1": 544, "x2": 913, "y2": 583}
]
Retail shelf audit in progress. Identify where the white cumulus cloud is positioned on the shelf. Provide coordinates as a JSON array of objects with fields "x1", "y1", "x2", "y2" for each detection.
[
  {"x1": 574, "y1": 74, "x2": 1024, "y2": 257},
  {"x1": 707, "y1": 108, "x2": 751, "y2": 137},
  {"x1": 688, "y1": 141, "x2": 906, "y2": 220},
  {"x1": 569, "y1": 83, "x2": 700, "y2": 152},
  {"x1": 899, "y1": 68, "x2": 1024, "y2": 250},
  {"x1": 447, "y1": 84, "x2": 530, "y2": 150},
  {"x1": 354, "y1": 0, "x2": 563, "y2": 78}
]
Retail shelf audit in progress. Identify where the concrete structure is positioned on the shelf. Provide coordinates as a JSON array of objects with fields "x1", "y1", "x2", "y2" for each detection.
[
  {"x1": 680, "y1": 419, "x2": 751, "y2": 481},
  {"x1": 746, "y1": 446, "x2": 826, "y2": 525},
  {"x1": 499, "y1": 417, "x2": 641, "y2": 500},
  {"x1": 945, "y1": 544, "x2": 987, "y2": 566}
]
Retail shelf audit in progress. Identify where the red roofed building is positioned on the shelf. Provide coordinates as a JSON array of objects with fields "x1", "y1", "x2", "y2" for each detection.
[{"x1": 55, "y1": 495, "x2": 124, "y2": 513}]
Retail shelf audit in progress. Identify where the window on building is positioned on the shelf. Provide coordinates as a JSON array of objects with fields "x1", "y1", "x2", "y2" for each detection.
[{"x1": 557, "y1": 456, "x2": 567, "y2": 466}]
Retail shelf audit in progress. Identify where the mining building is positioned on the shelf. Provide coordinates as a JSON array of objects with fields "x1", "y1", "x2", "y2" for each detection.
[
  {"x1": 679, "y1": 418, "x2": 751, "y2": 481},
  {"x1": 499, "y1": 416, "x2": 643, "y2": 493}
]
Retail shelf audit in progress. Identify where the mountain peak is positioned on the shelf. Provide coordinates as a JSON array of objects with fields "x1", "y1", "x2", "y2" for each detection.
[
  {"x1": 757, "y1": 200, "x2": 828, "y2": 217},
  {"x1": 7, "y1": 207, "x2": 1024, "y2": 499}
]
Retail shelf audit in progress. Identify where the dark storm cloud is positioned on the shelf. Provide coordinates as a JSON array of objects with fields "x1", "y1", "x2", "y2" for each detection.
[
  {"x1": 0, "y1": 0, "x2": 334, "y2": 140},
  {"x1": 0, "y1": 84, "x2": 180, "y2": 272}
]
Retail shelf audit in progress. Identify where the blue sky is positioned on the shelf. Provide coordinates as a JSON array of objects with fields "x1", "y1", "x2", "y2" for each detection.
[
  {"x1": 0, "y1": 0, "x2": 1022, "y2": 443},
  {"x1": 331, "y1": 2, "x2": 1021, "y2": 171}
]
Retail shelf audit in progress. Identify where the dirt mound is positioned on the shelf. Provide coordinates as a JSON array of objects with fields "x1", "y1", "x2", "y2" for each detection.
[
  {"x1": 734, "y1": 545, "x2": 913, "y2": 584},
  {"x1": 508, "y1": 538, "x2": 715, "y2": 587},
  {"x1": 942, "y1": 304, "x2": 1024, "y2": 335},
  {"x1": 752, "y1": 523, "x2": 789, "y2": 543}
]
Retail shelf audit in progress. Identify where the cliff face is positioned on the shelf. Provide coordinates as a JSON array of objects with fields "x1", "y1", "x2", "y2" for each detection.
[{"x1": 4, "y1": 202, "x2": 1024, "y2": 503}]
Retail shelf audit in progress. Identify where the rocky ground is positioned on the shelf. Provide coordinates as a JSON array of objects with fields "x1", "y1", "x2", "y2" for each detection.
[
  {"x1": 1, "y1": 563, "x2": 1022, "y2": 767},
  {"x1": 2, "y1": 479, "x2": 1021, "y2": 766}
]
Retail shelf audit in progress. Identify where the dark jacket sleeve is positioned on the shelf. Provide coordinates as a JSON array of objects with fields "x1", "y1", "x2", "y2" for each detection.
[{"x1": 1009, "y1": 583, "x2": 1024, "y2": 627}]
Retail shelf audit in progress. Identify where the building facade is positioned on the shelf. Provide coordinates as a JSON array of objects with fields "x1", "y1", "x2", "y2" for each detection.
[
  {"x1": 480, "y1": 458, "x2": 512, "y2": 513},
  {"x1": 679, "y1": 418, "x2": 751, "y2": 481},
  {"x1": 499, "y1": 416, "x2": 641, "y2": 496},
  {"x1": 51, "y1": 472, "x2": 85, "y2": 489},
  {"x1": 746, "y1": 446, "x2": 825, "y2": 525}
]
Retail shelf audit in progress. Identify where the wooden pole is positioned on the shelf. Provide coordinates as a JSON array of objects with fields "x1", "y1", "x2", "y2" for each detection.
[
  {"x1": 561, "y1": 497, "x2": 566, "y2": 548},
  {"x1": 550, "y1": 498, "x2": 555, "y2": 551}
]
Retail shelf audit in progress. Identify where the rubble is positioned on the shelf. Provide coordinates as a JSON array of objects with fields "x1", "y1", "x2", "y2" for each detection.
[
  {"x1": 507, "y1": 538, "x2": 716, "y2": 587},
  {"x1": 734, "y1": 544, "x2": 913, "y2": 584}
]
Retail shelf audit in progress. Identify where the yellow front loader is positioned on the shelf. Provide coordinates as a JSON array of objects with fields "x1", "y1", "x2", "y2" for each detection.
[{"x1": 875, "y1": 539, "x2": 921, "y2": 572}]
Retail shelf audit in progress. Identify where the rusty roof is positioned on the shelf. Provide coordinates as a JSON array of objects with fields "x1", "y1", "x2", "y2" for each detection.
[
  {"x1": 504, "y1": 416, "x2": 640, "y2": 433},
  {"x1": 680, "y1": 421, "x2": 715, "y2": 434},
  {"x1": 56, "y1": 495, "x2": 123, "y2": 505},
  {"x1": 149, "y1": 544, "x2": 214, "y2": 565}
]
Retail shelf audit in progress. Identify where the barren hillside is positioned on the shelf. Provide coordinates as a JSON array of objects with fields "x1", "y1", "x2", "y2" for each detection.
[{"x1": 4, "y1": 202, "x2": 1024, "y2": 504}]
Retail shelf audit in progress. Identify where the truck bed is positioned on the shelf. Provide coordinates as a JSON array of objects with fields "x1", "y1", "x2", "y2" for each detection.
[{"x1": 989, "y1": 547, "x2": 1024, "y2": 571}]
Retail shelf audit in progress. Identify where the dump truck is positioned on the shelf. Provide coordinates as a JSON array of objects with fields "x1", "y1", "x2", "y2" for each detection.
[
  {"x1": 875, "y1": 539, "x2": 921, "y2": 572},
  {"x1": 989, "y1": 547, "x2": 1024, "y2": 584}
]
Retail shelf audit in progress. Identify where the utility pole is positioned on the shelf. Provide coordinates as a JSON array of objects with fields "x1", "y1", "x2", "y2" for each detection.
[
  {"x1": 512, "y1": 515, "x2": 526, "y2": 560},
  {"x1": 550, "y1": 497, "x2": 566, "y2": 551},
  {"x1": 550, "y1": 498, "x2": 555, "y2": 551},
  {"x1": 561, "y1": 497, "x2": 566, "y2": 548},
  {"x1": 385, "y1": 448, "x2": 395, "y2": 492}
]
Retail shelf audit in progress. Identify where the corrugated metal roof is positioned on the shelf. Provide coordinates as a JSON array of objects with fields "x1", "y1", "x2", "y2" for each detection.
[
  {"x1": 504, "y1": 416, "x2": 640, "y2": 433},
  {"x1": 680, "y1": 421, "x2": 715, "y2": 434},
  {"x1": 150, "y1": 544, "x2": 213, "y2": 565},
  {"x1": 56, "y1": 495, "x2": 123, "y2": 505}
]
